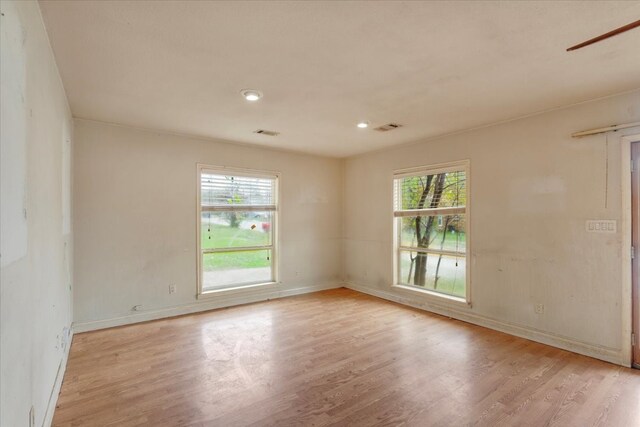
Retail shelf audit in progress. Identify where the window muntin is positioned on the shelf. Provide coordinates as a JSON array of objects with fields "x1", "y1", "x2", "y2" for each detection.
[
  {"x1": 393, "y1": 164, "x2": 468, "y2": 300},
  {"x1": 198, "y1": 168, "x2": 277, "y2": 293},
  {"x1": 397, "y1": 214, "x2": 466, "y2": 252}
]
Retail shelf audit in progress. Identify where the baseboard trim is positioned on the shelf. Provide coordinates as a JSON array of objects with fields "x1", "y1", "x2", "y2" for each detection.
[
  {"x1": 344, "y1": 282, "x2": 627, "y2": 367},
  {"x1": 42, "y1": 327, "x2": 74, "y2": 427},
  {"x1": 73, "y1": 282, "x2": 341, "y2": 333}
]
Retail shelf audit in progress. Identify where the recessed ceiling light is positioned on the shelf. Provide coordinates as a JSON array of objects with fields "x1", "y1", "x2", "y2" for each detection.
[
  {"x1": 241, "y1": 89, "x2": 262, "y2": 101},
  {"x1": 357, "y1": 121, "x2": 370, "y2": 129}
]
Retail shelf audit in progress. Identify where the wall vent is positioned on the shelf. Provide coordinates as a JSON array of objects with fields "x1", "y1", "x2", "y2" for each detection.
[
  {"x1": 254, "y1": 129, "x2": 280, "y2": 136},
  {"x1": 374, "y1": 123, "x2": 402, "y2": 132}
]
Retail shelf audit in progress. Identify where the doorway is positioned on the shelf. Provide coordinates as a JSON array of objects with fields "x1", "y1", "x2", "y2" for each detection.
[{"x1": 631, "y1": 141, "x2": 640, "y2": 367}]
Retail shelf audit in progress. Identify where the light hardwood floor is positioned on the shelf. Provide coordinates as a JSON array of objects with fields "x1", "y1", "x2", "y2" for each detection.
[{"x1": 53, "y1": 288, "x2": 640, "y2": 426}]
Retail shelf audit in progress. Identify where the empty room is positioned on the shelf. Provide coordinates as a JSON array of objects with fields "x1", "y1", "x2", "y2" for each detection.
[{"x1": 2, "y1": 0, "x2": 640, "y2": 426}]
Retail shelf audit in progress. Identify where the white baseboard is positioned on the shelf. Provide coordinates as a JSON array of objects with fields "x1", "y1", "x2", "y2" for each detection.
[
  {"x1": 72, "y1": 280, "x2": 627, "y2": 365},
  {"x1": 344, "y1": 282, "x2": 627, "y2": 367},
  {"x1": 73, "y1": 282, "x2": 341, "y2": 333},
  {"x1": 43, "y1": 327, "x2": 74, "y2": 427}
]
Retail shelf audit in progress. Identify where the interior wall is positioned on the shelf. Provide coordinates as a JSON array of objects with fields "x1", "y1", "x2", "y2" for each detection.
[
  {"x1": 0, "y1": 1, "x2": 74, "y2": 426},
  {"x1": 72, "y1": 120, "x2": 342, "y2": 330},
  {"x1": 343, "y1": 90, "x2": 640, "y2": 365}
]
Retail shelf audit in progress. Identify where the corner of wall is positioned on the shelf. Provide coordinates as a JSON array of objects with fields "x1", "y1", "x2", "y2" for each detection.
[
  {"x1": 42, "y1": 329, "x2": 74, "y2": 427},
  {"x1": 339, "y1": 157, "x2": 347, "y2": 283}
]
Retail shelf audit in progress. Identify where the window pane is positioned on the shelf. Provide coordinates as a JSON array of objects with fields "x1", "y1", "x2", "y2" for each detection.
[
  {"x1": 398, "y1": 251, "x2": 465, "y2": 298},
  {"x1": 396, "y1": 170, "x2": 466, "y2": 210},
  {"x1": 202, "y1": 249, "x2": 272, "y2": 291},
  {"x1": 201, "y1": 173, "x2": 274, "y2": 207},
  {"x1": 201, "y1": 211, "x2": 272, "y2": 249},
  {"x1": 399, "y1": 215, "x2": 466, "y2": 252}
]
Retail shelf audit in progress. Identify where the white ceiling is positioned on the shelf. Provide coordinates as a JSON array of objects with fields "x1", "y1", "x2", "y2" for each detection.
[{"x1": 39, "y1": 1, "x2": 640, "y2": 157}]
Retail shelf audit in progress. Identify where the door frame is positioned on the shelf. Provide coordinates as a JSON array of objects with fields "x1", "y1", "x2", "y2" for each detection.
[{"x1": 623, "y1": 133, "x2": 640, "y2": 368}]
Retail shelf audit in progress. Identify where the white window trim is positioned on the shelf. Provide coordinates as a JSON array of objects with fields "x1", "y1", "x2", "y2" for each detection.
[
  {"x1": 196, "y1": 164, "x2": 280, "y2": 298},
  {"x1": 391, "y1": 159, "x2": 471, "y2": 306}
]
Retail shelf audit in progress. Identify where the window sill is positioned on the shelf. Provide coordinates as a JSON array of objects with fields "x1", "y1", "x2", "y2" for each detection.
[
  {"x1": 392, "y1": 284, "x2": 471, "y2": 308},
  {"x1": 197, "y1": 281, "x2": 278, "y2": 299}
]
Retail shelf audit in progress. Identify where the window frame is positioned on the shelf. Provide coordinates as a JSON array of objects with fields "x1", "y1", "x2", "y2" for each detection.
[
  {"x1": 196, "y1": 164, "x2": 280, "y2": 297},
  {"x1": 392, "y1": 160, "x2": 471, "y2": 306}
]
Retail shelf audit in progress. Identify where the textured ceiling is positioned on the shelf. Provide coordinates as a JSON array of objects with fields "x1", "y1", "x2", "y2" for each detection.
[{"x1": 39, "y1": 1, "x2": 640, "y2": 157}]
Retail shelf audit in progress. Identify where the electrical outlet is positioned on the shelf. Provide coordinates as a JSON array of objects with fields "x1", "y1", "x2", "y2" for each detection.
[
  {"x1": 535, "y1": 303, "x2": 545, "y2": 314},
  {"x1": 169, "y1": 284, "x2": 176, "y2": 294},
  {"x1": 585, "y1": 220, "x2": 616, "y2": 233}
]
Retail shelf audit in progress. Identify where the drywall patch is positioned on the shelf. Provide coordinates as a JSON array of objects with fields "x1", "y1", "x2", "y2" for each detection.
[{"x1": 509, "y1": 176, "x2": 567, "y2": 214}]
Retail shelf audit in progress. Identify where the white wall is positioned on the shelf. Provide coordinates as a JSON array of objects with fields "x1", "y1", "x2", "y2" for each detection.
[
  {"x1": 72, "y1": 120, "x2": 342, "y2": 330},
  {"x1": 0, "y1": 1, "x2": 74, "y2": 426},
  {"x1": 343, "y1": 90, "x2": 640, "y2": 366}
]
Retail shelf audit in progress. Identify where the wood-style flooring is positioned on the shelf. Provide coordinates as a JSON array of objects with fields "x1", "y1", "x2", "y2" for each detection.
[{"x1": 53, "y1": 288, "x2": 640, "y2": 426}]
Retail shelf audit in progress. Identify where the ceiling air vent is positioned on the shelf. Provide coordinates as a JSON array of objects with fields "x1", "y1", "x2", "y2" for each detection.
[
  {"x1": 374, "y1": 123, "x2": 402, "y2": 132},
  {"x1": 253, "y1": 129, "x2": 280, "y2": 136}
]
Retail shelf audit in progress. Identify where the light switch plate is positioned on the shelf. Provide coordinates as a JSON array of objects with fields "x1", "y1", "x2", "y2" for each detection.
[{"x1": 585, "y1": 220, "x2": 616, "y2": 233}]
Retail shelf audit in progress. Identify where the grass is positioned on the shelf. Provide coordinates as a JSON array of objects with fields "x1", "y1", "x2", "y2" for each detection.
[
  {"x1": 399, "y1": 255, "x2": 466, "y2": 297},
  {"x1": 202, "y1": 224, "x2": 271, "y2": 270}
]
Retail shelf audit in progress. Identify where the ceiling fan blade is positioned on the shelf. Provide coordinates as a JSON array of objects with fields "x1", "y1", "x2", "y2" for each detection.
[{"x1": 567, "y1": 19, "x2": 640, "y2": 51}]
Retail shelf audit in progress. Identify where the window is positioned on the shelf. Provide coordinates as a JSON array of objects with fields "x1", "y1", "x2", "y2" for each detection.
[
  {"x1": 197, "y1": 166, "x2": 278, "y2": 294},
  {"x1": 393, "y1": 161, "x2": 469, "y2": 301}
]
